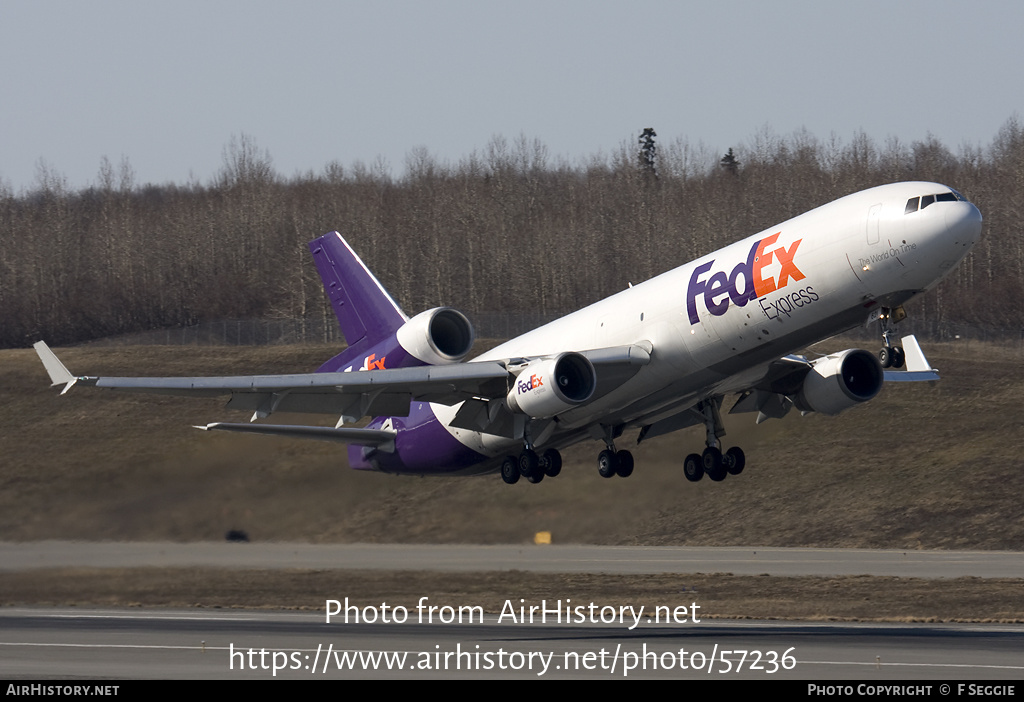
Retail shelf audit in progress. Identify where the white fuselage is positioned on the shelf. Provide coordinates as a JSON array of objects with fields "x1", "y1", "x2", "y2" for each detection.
[{"x1": 435, "y1": 182, "x2": 982, "y2": 458}]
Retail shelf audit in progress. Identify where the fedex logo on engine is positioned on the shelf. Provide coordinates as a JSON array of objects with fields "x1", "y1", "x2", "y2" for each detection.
[
  {"x1": 686, "y1": 232, "x2": 809, "y2": 324},
  {"x1": 517, "y1": 374, "x2": 543, "y2": 394}
]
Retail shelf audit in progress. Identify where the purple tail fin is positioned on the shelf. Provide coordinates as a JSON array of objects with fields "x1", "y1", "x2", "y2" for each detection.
[{"x1": 309, "y1": 232, "x2": 408, "y2": 351}]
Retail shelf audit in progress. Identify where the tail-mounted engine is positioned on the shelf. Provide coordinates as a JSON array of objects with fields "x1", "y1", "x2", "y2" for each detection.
[
  {"x1": 506, "y1": 352, "x2": 597, "y2": 418},
  {"x1": 795, "y1": 348, "x2": 884, "y2": 415},
  {"x1": 396, "y1": 307, "x2": 475, "y2": 365}
]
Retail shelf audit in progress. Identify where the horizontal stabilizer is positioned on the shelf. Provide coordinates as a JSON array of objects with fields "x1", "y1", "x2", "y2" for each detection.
[{"x1": 196, "y1": 422, "x2": 396, "y2": 452}]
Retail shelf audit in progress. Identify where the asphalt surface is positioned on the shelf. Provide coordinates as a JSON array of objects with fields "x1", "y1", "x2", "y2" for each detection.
[
  {"x1": 3, "y1": 541, "x2": 1024, "y2": 578},
  {"x1": 2, "y1": 607, "x2": 1023, "y2": 680},
  {"x1": 4, "y1": 542, "x2": 1023, "y2": 680}
]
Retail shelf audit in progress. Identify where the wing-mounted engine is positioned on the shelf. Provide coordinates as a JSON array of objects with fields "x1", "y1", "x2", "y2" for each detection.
[
  {"x1": 730, "y1": 348, "x2": 884, "y2": 422},
  {"x1": 505, "y1": 352, "x2": 597, "y2": 418},
  {"x1": 449, "y1": 344, "x2": 649, "y2": 438},
  {"x1": 396, "y1": 307, "x2": 475, "y2": 365},
  {"x1": 793, "y1": 349, "x2": 884, "y2": 415}
]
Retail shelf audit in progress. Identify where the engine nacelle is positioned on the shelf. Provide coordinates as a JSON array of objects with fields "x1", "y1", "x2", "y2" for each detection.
[
  {"x1": 506, "y1": 352, "x2": 596, "y2": 418},
  {"x1": 795, "y1": 348, "x2": 884, "y2": 416},
  {"x1": 396, "y1": 307, "x2": 475, "y2": 365}
]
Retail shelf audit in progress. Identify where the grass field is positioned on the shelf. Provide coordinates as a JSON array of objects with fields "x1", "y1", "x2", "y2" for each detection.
[
  {"x1": 3, "y1": 338, "x2": 1023, "y2": 620},
  {"x1": 3, "y1": 339, "x2": 1022, "y2": 550}
]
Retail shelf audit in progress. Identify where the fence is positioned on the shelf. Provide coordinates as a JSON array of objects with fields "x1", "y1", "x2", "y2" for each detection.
[
  {"x1": 80, "y1": 312, "x2": 1024, "y2": 352},
  {"x1": 83, "y1": 312, "x2": 564, "y2": 347}
]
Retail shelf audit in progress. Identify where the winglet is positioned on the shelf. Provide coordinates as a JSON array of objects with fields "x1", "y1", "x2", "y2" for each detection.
[
  {"x1": 32, "y1": 341, "x2": 78, "y2": 394},
  {"x1": 883, "y1": 335, "x2": 940, "y2": 382},
  {"x1": 901, "y1": 335, "x2": 933, "y2": 373}
]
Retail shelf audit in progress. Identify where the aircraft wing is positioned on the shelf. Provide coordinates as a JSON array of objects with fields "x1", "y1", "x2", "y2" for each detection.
[
  {"x1": 34, "y1": 341, "x2": 510, "y2": 420},
  {"x1": 33, "y1": 341, "x2": 651, "y2": 427},
  {"x1": 728, "y1": 334, "x2": 938, "y2": 423},
  {"x1": 642, "y1": 335, "x2": 939, "y2": 443}
]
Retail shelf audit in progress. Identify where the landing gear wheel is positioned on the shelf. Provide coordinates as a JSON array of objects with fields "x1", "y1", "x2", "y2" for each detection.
[
  {"x1": 891, "y1": 346, "x2": 905, "y2": 369},
  {"x1": 879, "y1": 347, "x2": 893, "y2": 368},
  {"x1": 526, "y1": 469, "x2": 544, "y2": 484},
  {"x1": 540, "y1": 449, "x2": 562, "y2": 477},
  {"x1": 615, "y1": 450, "x2": 634, "y2": 477},
  {"x1": 724, "y1": 446, "x2": 745, "y2": 475},
  {"x1": 518, "y1": 449, "x2": 539, "y2": 477},
  {"x1": 702, "y1": 446, "x2": 722, "y2": 472},
  {"x1": 684, "y1": 453, "x2": 704, "y2": 482},
  {"x1": 501, "y1": 456, "x2": 520, "y2": 485},
  {"x1": 703, "y1": 446, "x2": 726, "y2": 481},
  {"x1": 597, "y1": 449, "x2": 618, "y2": 478}
]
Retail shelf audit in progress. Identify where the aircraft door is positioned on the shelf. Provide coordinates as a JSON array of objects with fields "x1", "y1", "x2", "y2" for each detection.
[
  {"x1": 867, "y1": 203, "x2": 882, "y2": 245},
  {"x1": 846, "y1": 202, "x2": 886, "y2": 300}
]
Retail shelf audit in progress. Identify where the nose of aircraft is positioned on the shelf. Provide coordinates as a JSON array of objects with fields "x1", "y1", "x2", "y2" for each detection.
[{"x1": 947, "y1": 200, "x2": 983, "y2": 248}]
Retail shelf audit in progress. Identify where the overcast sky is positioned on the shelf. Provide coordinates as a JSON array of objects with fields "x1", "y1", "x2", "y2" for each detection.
[{"x1": 1, "y1": 0, "x2": 1020, "y2": 191}]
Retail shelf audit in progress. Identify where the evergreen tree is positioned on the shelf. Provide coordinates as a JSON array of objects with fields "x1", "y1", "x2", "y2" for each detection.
[
  {"x1": 720, "y1": 147, "x2": 740, "y2": 175},
  {"x1": 638, "y1": 128, "x2": 658, "y2": 179}
]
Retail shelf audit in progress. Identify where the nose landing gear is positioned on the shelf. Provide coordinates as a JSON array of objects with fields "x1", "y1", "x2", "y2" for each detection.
[{"x1": 874, "y1": 306, "x2": 907, "y2": 369}]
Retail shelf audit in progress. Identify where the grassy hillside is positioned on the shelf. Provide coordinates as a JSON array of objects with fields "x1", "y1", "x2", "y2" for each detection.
[{"x1": 2, "y1": 340, "x2": 1022, "y2": 549}]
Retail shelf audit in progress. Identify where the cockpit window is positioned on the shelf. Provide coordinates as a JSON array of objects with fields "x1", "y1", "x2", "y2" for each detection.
[{"x1": 905, "y1": 190, "x2": 968, "y2": 214}]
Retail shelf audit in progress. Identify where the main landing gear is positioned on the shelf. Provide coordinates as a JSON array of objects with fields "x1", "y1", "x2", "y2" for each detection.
[
  {"x1": 683, "y1": 446, "x2": 745, "y2": 482},
  {"x1": 499, "y1": 427, "x2": 635, "y2": 485},
  {"x1": 876, "y1": 306, "x2": 906, "y2": 369},
  {"x1": 597, "y1": 447, "x2": 634, "y2": 478},
  {"x1": 595, "y1": 425, "x2": 634, "y2": 479},
  {"x1": 683, "y1": 400, "x2": 745, "y2": 483},
  {"x1": 500, "y1": 400, "x2": 751, "y2": 486},
  {"x1": 501, "y1": 447, "x2": 562, "y2": 485}
]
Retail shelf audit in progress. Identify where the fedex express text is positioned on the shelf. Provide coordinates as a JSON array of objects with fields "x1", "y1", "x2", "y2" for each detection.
[{"x1": 687, "y1": 232, "x2": 818, "y2": 324}]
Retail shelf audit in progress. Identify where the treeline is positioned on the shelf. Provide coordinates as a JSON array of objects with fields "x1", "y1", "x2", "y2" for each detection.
[{"x1": 1, "y1": 122, "x2": 1023, "y2": 348}]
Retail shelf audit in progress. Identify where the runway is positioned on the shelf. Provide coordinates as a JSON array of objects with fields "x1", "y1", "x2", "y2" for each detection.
[
  {"x1": 3, "y1": 542, "x2": 1022, "y2": 679},
  {"x1": 4, "y1": 541, "x2": 1024, "y2": 578},
  {"x1": 2, "y1": 607, "x2": 1023, "y2": 680}
]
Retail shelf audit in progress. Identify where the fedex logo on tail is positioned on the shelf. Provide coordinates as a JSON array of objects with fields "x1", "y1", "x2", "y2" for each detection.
[
  {"x1": 686, "y1": 233, "x2": 808, "y2": 324},
  {"x1": 360, "y1": 353, "x2": 386, "y2": 371}
]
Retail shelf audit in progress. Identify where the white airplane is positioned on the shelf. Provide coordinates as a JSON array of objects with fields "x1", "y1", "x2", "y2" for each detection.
[{"x1": 34, "y1": 181, "x2": 982, "y2": 485}]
